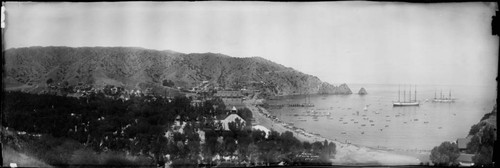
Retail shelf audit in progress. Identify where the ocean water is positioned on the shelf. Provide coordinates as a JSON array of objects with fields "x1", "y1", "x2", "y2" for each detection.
[{"x1": 265, "y1": 84, "x2": 497, "y2": 150}]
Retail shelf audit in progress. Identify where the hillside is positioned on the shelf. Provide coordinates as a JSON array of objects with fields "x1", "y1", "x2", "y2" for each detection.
[
  {"x1": 467, "y1": 105, "x2": 497, "y2": 140},
  {"x1": 3, "y1": 46, "x2": 352, "y2": 95}
]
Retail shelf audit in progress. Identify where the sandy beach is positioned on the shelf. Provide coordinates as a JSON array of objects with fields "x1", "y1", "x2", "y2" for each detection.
[{"x1": 244, "y1": 99, "x2": 428, "y2": 165}]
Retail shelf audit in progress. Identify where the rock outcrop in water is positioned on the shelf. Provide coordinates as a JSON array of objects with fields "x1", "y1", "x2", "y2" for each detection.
[
  {"x1": 358, "y1": 87, "x2": 368, "y2": 95},
  {"x1": 317, "y1": 83, "x2": 352, "y2": 95}
]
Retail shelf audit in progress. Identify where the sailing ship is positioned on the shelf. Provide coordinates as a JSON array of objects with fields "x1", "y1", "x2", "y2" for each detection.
[
  {"x1": 432, "y1": 90, "x2": 455, "y2": 103},
  {"x1": 302, "y1": 93, "x2": 314, "y2": 107},
  {"x1": 393, "y1": 85, "x2": 420, "y2": 106},
  {"x1": 288, "y1": 91, "x2": 315, "y2": 107}
]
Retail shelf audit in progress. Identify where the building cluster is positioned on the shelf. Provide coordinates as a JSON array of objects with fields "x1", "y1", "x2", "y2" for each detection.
[
  {"x1": 214, "y1": 90, "x2": 245, "y2": 110},
  {"x1": 49, "y1": 80, "x2": 260, "y2": 139},
  {"x1": 46, "y1": 79, "x2": 265, "y2": 109},
  {"x1": 188, "y1": 80, "x2": 212, "y2": 93},
  {"x1": 455, "y1": 136, "x2": 474, "y2": 167},
  {"x1": 186, "y1": 80, "x2": 261, "y2": 111},
  {"x1": 62, "y1": 84, "x2": 168, "y2": 102},
  {"x1": 295, "y1": 152, "x2": 320, "y2": 162}
]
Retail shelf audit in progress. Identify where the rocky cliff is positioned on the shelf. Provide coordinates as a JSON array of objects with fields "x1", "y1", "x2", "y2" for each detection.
[{"x1": 4, "y1": 46, "x2": 352, "y2": 96}]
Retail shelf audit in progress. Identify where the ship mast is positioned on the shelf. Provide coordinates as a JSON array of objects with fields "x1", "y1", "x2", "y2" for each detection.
[
  {"x1": 441, "y1": 90, "x2": 443, "y2": 99},
  {"x1": 415, "y1": 85, "x2": 417, "y2": 102},
  {"x1": 403, "y1": 86, "x2": 406, "y2": 103},
  {"x1": 304, "y1": 90, "x2": 307, "y2": 104},
  {"x1": 398, "y1": 85, "x2": 401, "y2": 102},
  {"x1": 409, "y1": 85, "x2": 412, "y2": 102}
]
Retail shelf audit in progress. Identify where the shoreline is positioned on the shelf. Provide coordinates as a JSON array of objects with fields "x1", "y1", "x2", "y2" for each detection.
[
  {"x1": 244, "y1": 99, "x2": 428, "y2": 165},
  {"x1": 267, "y1": 92, "x2": 351, "y2": 100}
]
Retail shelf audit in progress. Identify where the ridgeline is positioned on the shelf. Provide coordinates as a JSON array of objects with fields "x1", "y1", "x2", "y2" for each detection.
[{"x1": 4, "y1": 46, "x2": 352, "y2": 96}]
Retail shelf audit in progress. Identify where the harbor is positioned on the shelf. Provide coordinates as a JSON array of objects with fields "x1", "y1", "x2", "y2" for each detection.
[
  {"x1": 244, "y1": 84, "x2": 496, "y2": 165},
  {"x1": 244, "y1": 99, "x2": 426, "y2": 165},
  {"x1": 261, "y1": 84, "x2": 496, "y2": 151}
]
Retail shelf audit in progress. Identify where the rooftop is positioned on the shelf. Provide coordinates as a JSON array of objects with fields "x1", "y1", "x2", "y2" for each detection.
[
  {"x1": 457, "y1": 154, "x2": 474, "y2": 163},
  {"x1": 457, "y1": 135, "x2": 473, "y2": 149},
  {"x1": 214, "y1": 90, "x2": 243, "y2": 97}
]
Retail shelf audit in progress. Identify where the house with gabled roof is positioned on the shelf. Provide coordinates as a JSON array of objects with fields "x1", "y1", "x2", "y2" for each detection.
[
  {"x1": 216, "y1": 113, "x2": 246, "y2": 131},
  {"x1": 456, "y1": 153, "x2": 474, "y2": 167},
  {"x1": 457, "y1": 135, "x2": 473, "y2": 153}
]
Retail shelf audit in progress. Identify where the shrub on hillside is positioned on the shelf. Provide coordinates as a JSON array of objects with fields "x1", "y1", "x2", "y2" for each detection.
[{"x1": 429, "y1": 141, "x2": 460, "y2": 166}]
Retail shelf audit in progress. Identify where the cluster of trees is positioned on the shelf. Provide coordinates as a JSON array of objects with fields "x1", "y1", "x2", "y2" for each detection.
[
  {"x1": 203, "y1": 128, "x2": 335, "y2": 166},
  {"x1": 2, "y1": 91, "x2": 336, "y2": 166},
  {"x1": 466, "y1": 122, "x2": 496, "y2": 166},
  {"x1": 44, "y1": 78, "x2": 75, "y2": 95},
  {"x1": 429, "y1": 141, "x2": 460, "y2": 166},
  {"x1": 2, "y1": 132, "x2": 151, "y2": 166},
  {"x1": 162, "y1": 79, "x2": 175, "y2": 87},
  {"x1": 2, "y1": 91, "x2": 228, "y2": 165}
]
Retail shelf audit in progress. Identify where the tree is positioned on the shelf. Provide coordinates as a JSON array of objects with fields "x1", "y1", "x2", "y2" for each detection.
[
  {"x1": 279, "y1": 131, "x2": 301, "y2": 154},
  {"x1": 203, "y1": 130, "x2": 219, "y2": 163},
  {"x1": 228, "y1": 118, "x2": 245, "y2": 132},
  {"x1": 466, "y1": 135, "x2": 480, "y2": 154},
  {"x1": 429, "y1": 141, "x2": 460, "y2": 166},
  {"x1": 311, "y1": 141, "x2": 324, "y2": 155},
  {"x1": 303, "y1": 141, "x2": 312, "y2": 152},
  {"x1": 468, "y1": 122, "x2": 485, "y2": 136},
  {"x1": 247, "y1": 143, "x2": 260, "y2": 165},
  {"x1": 236, "y1": 131, "x2": 252, "y2": 162},
  {"x1": 62, "y1": 81, "x2": 69, "y2": 86},
  {"x1": 162, "y1": 79, "x2": 175, "y2": 87},
  {"x1": 251, "y1": 129, "x2": 266, "y2": 143},
  {"x1": 222, "y1": 131, "x2": 237, "y2": 156},
  {"x1": 471, "y1": 124, "x2": 496, "y2": 166},
  {"x1": 46, "y1": 78, "x2": 54, "y2": 85},
  {"x1": 237, "y1": 108, "x2": 253, "y2": 122},
  {"x1": 327, "y1": 142, "x2": 336, "y2": 157},
  {"x1": 473, "y1": 146, "x2": 494, "y2": 166},
  {"x1": 187, "y1": 139, "x2": 201, "y2": 161}
]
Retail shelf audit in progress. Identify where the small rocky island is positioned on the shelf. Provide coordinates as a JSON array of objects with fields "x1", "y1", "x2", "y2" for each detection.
[{"x1": 358, "y1": 87, "x2": 368, "y2": 95}]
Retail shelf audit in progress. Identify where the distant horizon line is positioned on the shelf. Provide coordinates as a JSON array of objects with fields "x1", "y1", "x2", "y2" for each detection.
[{"x1": 345, "y1": 83, "x2": 497, "y2": 87}]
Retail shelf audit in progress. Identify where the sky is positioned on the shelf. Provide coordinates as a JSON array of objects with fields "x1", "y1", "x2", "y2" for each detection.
[{"x1": 4, "y1": 2, "x2": 498, "y2": 86}]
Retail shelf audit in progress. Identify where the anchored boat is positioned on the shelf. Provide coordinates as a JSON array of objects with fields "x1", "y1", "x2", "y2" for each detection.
[
  {"x1": 433, "y1": 90, "x2": 456, "y2": 103},
  {"x1": 393, "y1": 85, "x2": 420, "y2": 106}
]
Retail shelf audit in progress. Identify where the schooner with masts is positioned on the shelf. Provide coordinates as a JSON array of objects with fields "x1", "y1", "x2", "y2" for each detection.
[
  {"x1": 432, "y1": 89, "x2": 455, "y2": 103},
  {"x1": 393, "y1": 85, "x2": 420, "y2": 106}
]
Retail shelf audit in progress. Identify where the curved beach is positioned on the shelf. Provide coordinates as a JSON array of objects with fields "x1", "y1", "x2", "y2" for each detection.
[{"x1": 244, "y1": 99, "x2": 426, "y2": 165}]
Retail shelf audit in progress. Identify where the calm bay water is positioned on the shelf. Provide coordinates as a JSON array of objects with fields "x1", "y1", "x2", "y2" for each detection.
[{"x1": 265, "y1": 84, "x2": 496, "y2": 150}]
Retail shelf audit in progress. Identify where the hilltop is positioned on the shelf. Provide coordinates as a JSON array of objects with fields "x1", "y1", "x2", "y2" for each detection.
[{"x1": 4, "y1": 46, "x2": 352, "y2": 96}]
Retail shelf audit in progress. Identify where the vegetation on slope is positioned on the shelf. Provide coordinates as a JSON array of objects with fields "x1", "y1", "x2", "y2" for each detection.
[
  {"x1": 4, "y1": 46, "x2": 352, "y2": 96},
  {"x1": 2, "y1": 91, "x2": 336, "y2": 167}
]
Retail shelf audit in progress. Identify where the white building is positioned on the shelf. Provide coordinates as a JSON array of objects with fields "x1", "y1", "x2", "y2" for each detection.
[
  {"x1": 217, "y1": 114, "x2": 246, "y2": 131},
  {"x1": 252, "y1": 125, "x2": 270, "y2": 138}
]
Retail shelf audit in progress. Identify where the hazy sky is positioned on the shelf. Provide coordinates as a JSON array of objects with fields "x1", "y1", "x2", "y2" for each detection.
[{"x1": 4, "y1": 2, "x2": 498, "y2": 86}]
